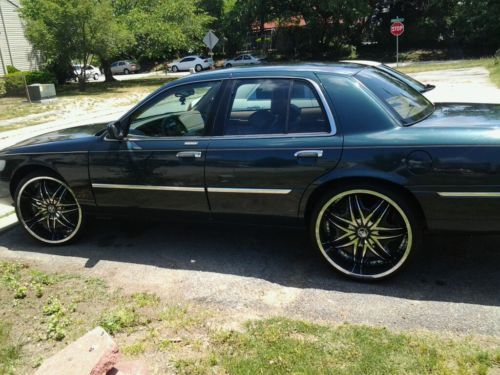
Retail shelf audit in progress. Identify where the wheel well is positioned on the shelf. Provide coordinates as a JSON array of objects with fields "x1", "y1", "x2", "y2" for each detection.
[
  {"x1": 304, "y1": 177, "x2": 428, "y2": 229},
  {"x1": 9, "y1": 165, "x2": 62, "y2": 198}
]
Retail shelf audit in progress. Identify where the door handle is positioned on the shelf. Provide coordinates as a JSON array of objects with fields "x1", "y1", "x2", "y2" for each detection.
[
  {"x1": 294, "y1": 150, "x2": 323, "y2": 158},
  {"x1": 176, "y1": 151, "x2": 202, "y2": 158}
]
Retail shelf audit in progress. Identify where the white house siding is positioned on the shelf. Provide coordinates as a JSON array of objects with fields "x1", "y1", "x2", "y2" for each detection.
[{"x1": 0, "y1": 0, "x2": 39, "y2": 75}]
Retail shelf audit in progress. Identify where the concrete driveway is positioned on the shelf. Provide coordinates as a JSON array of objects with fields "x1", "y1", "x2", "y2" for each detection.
[
  {"x1": 417, "y1": 67, "x2": 500, "y2": 104},
  {"x1": 0, "y1": 219, "x2": 498, "y2": 336}
]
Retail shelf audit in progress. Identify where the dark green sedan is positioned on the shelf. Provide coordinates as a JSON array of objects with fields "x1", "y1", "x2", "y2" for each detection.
[{"x1": 1, "y1": 63, "x2": 499, "y2": 280}]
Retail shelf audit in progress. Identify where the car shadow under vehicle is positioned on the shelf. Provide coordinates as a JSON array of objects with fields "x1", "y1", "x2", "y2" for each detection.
[{"x1": 0, "y1": 218, "x2": 499, "y2": 308}]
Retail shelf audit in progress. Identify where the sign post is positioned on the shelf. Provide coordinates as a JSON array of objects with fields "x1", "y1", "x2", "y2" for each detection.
[{"x1": 390, "y1": 18, "x2": 405, "y2": 67}]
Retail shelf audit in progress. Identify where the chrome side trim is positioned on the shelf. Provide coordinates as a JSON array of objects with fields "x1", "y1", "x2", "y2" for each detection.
[
  {"x1": 92, "y1": 183, "x2": 205, "y2": 192},
  {"x1": 438, "y1": 192, "x2": 500, "y2": 198},
  {"x1": 207, "y1": 187, "x2": 292, "y2": 194}
]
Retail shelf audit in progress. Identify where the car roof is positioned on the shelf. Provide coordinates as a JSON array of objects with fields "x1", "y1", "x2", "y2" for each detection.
[
  {"x1": 340, "y1": 60, "x2": 382, "y2": 67},
  {"x1": 172, "y1": 63, "x2": 365, "y2": 84}
]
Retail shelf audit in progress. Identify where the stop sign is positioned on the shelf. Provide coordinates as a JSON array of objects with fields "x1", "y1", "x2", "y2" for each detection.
[{"x1": 391, "y1": 22, "x2": 404, "y2": 36}]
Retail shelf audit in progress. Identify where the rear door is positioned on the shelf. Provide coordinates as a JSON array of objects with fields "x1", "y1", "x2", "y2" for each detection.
[{"x1": 205, "y1": 77, "x2": 343, "y2": 219}]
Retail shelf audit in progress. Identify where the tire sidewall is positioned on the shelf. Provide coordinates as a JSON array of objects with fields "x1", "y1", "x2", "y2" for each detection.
[
  {"x1": 14, "y1": 171, "x2": 85, "y2": 245},
  {"x1": 195, "y1": 64, "x2": 202, "y2": 72},
  {"x1": 309, "y1": 182, "x2": 422, "y2": 280},
  {"x1": 172, "y1": 66, "x2": 178, "y2": 72}
]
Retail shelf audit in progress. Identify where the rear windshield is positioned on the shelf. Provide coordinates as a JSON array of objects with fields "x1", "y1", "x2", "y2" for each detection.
[
  {"x1": 377, "y1": 64, "x2": 427, "y2": 92},
  {"x1": 356, "y1": 68, "x2": 434, "y2": 125}
]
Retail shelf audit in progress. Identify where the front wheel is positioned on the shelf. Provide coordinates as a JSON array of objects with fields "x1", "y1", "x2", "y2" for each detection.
[
  {"x1": 225, "y1": 63, "x2": 232, "y2": 68},
  {"x1": 93, "y1": 73, "x2": 99, "y2": 80},
  {"x1": 15, "y1": 173, "x2": 84, "y2": 245},
  {"x1": 311, "y1": 184, "x2": 421, "y2": 280}
]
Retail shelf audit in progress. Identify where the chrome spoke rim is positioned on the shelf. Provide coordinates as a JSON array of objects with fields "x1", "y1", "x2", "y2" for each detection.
[
  {"x1": 17, "y1": 177, "x2": 82, "y2": 244},
  {"x1": 316, "y1": 190, "x2": 412, "y2": 278}
]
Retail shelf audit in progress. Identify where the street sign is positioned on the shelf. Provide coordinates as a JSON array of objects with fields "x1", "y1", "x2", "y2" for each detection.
[
  {"x1": 391, "y1": 17, "x2": 405, "y2": 23},
  {"x1": 390, "y1": 22, "x2": 404, "y2": 37},
  {"x1": 203, "y1": 31, "x2": 219, "y2": 50}
]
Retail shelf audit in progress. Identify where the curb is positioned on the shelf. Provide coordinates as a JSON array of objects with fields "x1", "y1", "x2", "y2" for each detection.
[{"x1": 0, "y1": 213, "x2": 18, "y2": 233}]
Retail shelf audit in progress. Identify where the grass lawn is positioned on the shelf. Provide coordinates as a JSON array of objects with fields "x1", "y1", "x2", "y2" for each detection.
[
  {"x1": 0, "y1": 77, "x2": 175, "y2": 126},
  {"x1": 1, "y1": 260, "x2": 499, "y2": 374},
  {"x1": 398, "y1": 58, "x2": 500, "y2": 88}
]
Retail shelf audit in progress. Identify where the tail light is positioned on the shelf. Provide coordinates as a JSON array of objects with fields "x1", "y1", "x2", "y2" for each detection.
[{"x1": 204, "y1": 59, "x2": 208, "y2": 63}]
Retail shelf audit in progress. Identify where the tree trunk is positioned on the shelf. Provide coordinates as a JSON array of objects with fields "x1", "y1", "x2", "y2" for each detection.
[{"x1": 101, "y1": 59, "x2": 116, "y2": 82}]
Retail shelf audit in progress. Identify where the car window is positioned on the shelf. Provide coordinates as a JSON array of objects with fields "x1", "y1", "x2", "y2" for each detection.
[
  {"x1": 244, "y1": 55, "x2": 251, "y2": 60},
  {"x1": 224, "y1": 79, "x2": 330, "y2": 136},
  {"x1": 128, "y1": 81, "x2": 222, "y2": 138},
  {"x1": 181, "y1": 57, "x2": 195, "y2": 63},
  {"x1": 119, "y1": 62, "x2": 125, "y2": 66},
  {"x1": 111, "y1": 62, "x2": 117, "y2": 67},
  {"x1": 235, "y1": 56, "x2": 243, "y2": 61},
  {"x1": 356, "y1": 68, "x2": 434, "y2": 125},
  {"x1": 288, "y1": 81, "x2": 329, "y2": 133}
]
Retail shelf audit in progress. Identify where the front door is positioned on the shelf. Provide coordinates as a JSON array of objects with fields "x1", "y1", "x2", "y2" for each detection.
[
  {"x1": 90, "y1": 80, "x2": 223, "y2": 212},
  {"x1": 205, "y1": 77, "x2": 343, "y2": 219}
]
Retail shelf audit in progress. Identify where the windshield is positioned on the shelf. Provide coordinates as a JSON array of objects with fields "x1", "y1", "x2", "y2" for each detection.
[
  {"x1": 377, "y1": 64, "x2": 427, "y2": 92},
  {"x1": 356, "y1": 68, "x2": 434, "y2": 125}
]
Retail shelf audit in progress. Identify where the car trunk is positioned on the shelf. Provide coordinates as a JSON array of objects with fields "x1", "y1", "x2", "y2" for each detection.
[{"x1": 414, "y1": 103, "x2": 500, "y2": 128}]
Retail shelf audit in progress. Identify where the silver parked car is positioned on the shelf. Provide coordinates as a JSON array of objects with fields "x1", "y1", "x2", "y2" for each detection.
[
  {"x1": 110, "y1": 60, "x2": 140, "y2": 75},
  {"x1": 224, "y1": 54, "x2": 262, "y2": 68}
]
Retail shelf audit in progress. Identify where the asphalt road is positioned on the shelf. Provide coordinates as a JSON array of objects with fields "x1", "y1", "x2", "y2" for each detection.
[{"x1": 0, "y1": 219, "x2": 498, "y2": 336}]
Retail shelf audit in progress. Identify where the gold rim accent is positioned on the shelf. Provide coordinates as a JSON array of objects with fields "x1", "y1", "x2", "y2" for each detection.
[{"x1": 315, "y1": 189, "x2": 413, "y2": 279}]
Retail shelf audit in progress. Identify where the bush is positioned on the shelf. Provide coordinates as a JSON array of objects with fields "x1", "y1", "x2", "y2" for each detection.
[
  {"x1": 6, "y1": 65, "x2": 19, "y2": 74},
  {"x1": 0, "y1": 79, "x2": 5, "y2": 96},
  {"x1": 2, "y1": 70, "x2": 56, "y2": 97}
]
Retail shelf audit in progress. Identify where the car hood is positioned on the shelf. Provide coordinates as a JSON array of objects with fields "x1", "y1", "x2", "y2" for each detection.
[
  {"x1": 4, "y1": 123, "x2": 106, "y2": 153},
  {"x1": 414, "y1": 103, "x2": 500, "y2": 129}
]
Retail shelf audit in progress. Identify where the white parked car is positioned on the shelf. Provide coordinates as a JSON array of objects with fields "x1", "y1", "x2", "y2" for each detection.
[
  {"x1": 168, "y1": 56, "x2": 213, "y2": 73},
  {"x1": 73, "y1": 65, "x2": 100, "y2": 81},
  {"x1": 224, "y1": 54, "x2": 262, "y2": 68},
  {"x1": 110, "y1": 60, "x2": 140, "y2": 75}
]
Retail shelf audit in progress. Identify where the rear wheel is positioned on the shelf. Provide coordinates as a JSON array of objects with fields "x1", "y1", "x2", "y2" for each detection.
[
  {"x1": 15, "y1": 173, "x2": 84, "y2": 245},
  {"x1": 311, "y1": 184, "x2": 421, "y2": 280},
  {"x1": 171, "y1": 65, "x2": 178, "y2": 72},
  {"x1": 123, "y1": 68, "x2": 130, "y2": 75},
  {"x1": 225, "y1": 63, "x2": 232, "y2": 68},
  {"x1": 93, "y1": 73, "x2": 99, "y2": 80},
  {"x1": 195, "y1": 64, "x2": 202, "y2": 72}
]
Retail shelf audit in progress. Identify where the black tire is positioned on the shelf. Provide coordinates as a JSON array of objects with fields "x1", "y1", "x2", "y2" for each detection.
[
  {"x1": 171, "y1": 65, "x2": 178, "y2": 72},
  {"x1": 14, "y1": 171, "x2": 85, "y2": 245},
  {"x1": 94, "y1": 73, "x2": 99, "y2": 81},
  {"x1": 225, "y1": 63, "x2": 232, "y2": 68},
  {"x1": 310, "y1": 182, "x2": 422, "y2": 280},
  {"x1": 195, "y1": 64, "x2": 202, "y2": 72},
  {"x1": 123, "y1": 68, "x2": 130, "y2": 75}
]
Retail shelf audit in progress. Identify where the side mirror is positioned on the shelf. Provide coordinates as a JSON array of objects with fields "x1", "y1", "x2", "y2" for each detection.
[{"x1": 107, "y1": 121, "x2": 125, "y2": 140}]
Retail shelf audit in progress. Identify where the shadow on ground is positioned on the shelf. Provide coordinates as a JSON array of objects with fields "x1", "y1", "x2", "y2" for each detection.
[{"x1": 0, "y1": 218, "x2": 499, "y2": 307}]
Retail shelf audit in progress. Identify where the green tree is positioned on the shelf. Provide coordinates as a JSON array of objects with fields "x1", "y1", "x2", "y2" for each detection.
[
  {"x1": 21, "y1": 0, "x2": 132, "y2": 88},
  {"x1": 120, "y1": 0, "x2": 213, "y2": 61}
]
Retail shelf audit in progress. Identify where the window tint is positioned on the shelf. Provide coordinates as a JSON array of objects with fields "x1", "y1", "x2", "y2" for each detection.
[
  {"x1": 235, "y1": 55, "x2": 243, "y2": 61},
  {"x1": 244, "y1": 55, "x2": 251, "y2": 60},
  {"x1": 181, "y1": 57, "x2": 195, "y2": 63},
  {"x1": 111, "y1": 62, "x2": 117, "y2": 67},
  {"x1": 128, "y1": 81, "x2": 221, "y2": 137},
  {"x1": 356, "y1": 68, "x2": 434, "y2": 125},
  {"x1": 224, "y1": 79, "x2": 330, "y2": 136},
  {"x1": 119, "y1": 62, "x2": 125, "y2": 66}
]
